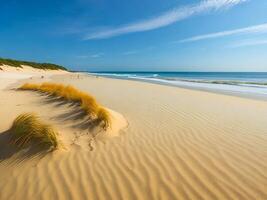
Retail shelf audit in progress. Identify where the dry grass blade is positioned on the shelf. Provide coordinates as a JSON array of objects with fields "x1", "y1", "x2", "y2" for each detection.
[
  {"x1": 19, "y1": 83, "x2": 40, "y2": 91},
  {"x1": 19, "y1": 82, "x2": 111, "y2": 129},
  {"x1": 96, "y1": 107, "x2": 111, "y2": 130},
  {"x1": 10, "y1": 113, "x2": 59, "y2": 150}
]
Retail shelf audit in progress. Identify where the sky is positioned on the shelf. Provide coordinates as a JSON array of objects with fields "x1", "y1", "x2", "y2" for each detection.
[{"x1": 0, "y1": 0, "x2": 267, "y2": 72}]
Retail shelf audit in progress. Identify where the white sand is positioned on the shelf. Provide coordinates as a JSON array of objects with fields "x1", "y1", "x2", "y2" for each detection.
[{"x1": 0, "y1": 65, "x2": 68, "y2": 89}]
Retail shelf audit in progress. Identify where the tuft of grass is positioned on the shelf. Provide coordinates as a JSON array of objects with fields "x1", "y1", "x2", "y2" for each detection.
[
  {"x1": 81, "y1": 94, "x2": 99, "y2": 116},
  {"x1": 19, "y1": 82, "x2": 111, "y2": 130},
  {"x1": 96, "y1": 107, "x2": 111, "y2": 130},
  {"x1": 59, "y1": 85, "x2": 83, "y2": 102},
  {"x1": 10, "y1": 113, "x2": 59, "y2": 150},
  {"x1": 19, "y1": 83, "x2": 40, "y2": 91}
]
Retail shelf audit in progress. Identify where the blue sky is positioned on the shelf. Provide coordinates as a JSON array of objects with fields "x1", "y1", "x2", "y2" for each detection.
[{"x1": 1, "y1": 0, "x2": 267, "y2": 71}]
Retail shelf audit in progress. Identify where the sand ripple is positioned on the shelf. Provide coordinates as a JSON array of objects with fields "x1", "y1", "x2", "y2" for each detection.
[{"x1": 0, "y1": 75, "x2": 267, "y2": 200}]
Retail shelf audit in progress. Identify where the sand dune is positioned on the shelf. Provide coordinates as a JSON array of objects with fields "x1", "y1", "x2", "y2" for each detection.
[{"x1": 0, "y1": 72, "x2": 267, "y2": 200}]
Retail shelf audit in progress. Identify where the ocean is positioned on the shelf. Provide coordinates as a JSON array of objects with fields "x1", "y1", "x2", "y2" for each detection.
[{"x1": 88, "y1": 72, "x2": 267, "y2": 99}]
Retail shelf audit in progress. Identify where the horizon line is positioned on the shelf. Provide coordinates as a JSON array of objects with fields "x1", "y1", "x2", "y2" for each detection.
[{"x1": 71, "y1": 70, "x2": 267, "y2": 73}]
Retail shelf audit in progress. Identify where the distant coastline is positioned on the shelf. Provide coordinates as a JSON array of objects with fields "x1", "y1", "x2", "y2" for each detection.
[{"x1": 0, "y1": 57, "x2": 67, "y2": 71}]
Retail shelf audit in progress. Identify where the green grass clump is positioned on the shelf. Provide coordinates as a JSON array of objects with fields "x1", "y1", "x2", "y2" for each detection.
[
  {"x1": 0, "y1": 57, "x2": 67, "y2": 70},
  {"x1": 19, "y1": 82, "x2": 111, "y2": 130},
  {"x1": 10, "y1": 113, "x2": 59, "y2": 150}
]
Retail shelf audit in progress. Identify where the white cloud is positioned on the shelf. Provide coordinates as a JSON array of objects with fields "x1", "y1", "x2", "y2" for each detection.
[
  {"x1": 76, "y1": 53, "x2": 104, "y2": 58},
  {"x1": 90, "y1": 53, "x2": 104, "y2": 58},
  {"x1": 122, "y1": 51, "x2": 138, "y2": 55},
  {"x1": 75, "y1": 55, "x2": 89, "y2": 59},
  {"x1": 84, "y1": 0, "x2": 246, "y2": 40},
  {"x1": 178, "y1": 23, "x2": 267, "y2": 43},
  {"x1": 229, "y1": 39, "x2": 267, "y2": 48}
]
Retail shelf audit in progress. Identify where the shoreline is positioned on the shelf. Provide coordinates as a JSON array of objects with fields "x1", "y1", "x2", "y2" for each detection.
[
  {"x1": 86, "y1": 72, "x2": 267, "y2": 102},
  {"x1": 3, "y1": 69, "x2": 266, "y2": 103}
]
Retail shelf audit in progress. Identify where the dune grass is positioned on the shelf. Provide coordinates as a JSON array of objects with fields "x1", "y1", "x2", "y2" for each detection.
[
  {"x1": 19, "y1": 82, "x2": 111, "y2": 130},
  {"x1": 96, "y1": 108, "x2": 111, "y2": 130},
  {"x1": 10, "y1": 113, "x2": 59, "y2": 150}
]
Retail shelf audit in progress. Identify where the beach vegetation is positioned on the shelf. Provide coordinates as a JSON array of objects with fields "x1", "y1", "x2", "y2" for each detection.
[
  {"x1": 10, "y1": 113, "x2": 59, "y2": 150},
  {"x1": 0, "y1": 57, "x2": 67, "y2": 70},
  {"x1": 96, "y1": 107, "x2": 111, "y2": 130},
  {"x1": 19, "y1": 82, "x2": 111, "y2": 130}
]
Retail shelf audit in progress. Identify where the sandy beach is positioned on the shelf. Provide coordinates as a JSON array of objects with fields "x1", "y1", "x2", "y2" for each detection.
[{"x1": 0, "y1": 69, "x2": 267, "y2": 200}]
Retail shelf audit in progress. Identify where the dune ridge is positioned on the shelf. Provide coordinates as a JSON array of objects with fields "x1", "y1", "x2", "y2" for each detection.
[
  {"x1": 19, "y1": 82, "x2": 111, "y2": 130},
  {"x1": 0, "y1": 73, "x2": 266, "y2": 200}
]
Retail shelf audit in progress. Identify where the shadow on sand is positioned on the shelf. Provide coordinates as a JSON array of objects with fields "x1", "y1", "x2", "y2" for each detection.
[
  {"x1": 0, "y1": 90, "x2": 104, "y2": 165},
  {"x1": 0, "y1": 130, "x2": 52, "y2": 167},
  {"x1": 16, "y1": 89, "x2": 104, "y2": 132},
  {"x1": 35, "y1": 92, "x2": 104, "y2": 132}
]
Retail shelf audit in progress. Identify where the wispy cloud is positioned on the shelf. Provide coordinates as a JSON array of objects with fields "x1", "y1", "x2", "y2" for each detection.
[
  {"x1": 84, "y1": 0, "x2": 246, "y2": 40},
  {"x1": 229, "y1": 39, "x2": 267, "y2": 48},
  {"x1": 178, "y1": 23, "x2": 267, "y2": 43},
  {"x1": 90, "y1": 53, "x2": 104, "y2": 58},
  {"x1": 75, "y1": 55, "x2": 89, "y2": 59},
  {"x1": 122, "y1": 51, "x2": 138, "y2": 55},
  {"x1": 76, "y1": 53, "x2": 104, "y2": 58}
]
